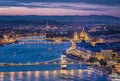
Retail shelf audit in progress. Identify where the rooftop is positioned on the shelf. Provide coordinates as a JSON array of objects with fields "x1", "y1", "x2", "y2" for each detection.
[{"x1": 76, "y1": 41, "x2": 120, "y2": 52}]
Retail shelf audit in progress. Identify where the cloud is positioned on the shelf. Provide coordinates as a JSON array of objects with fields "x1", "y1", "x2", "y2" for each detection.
[
  {"x1": 0, "y1": 0, "x2": 120, "y2": 17},
  {"x1": 0, "y1": 1, "x2": 119, "y2": 11},
  {"x1": 1, "y1": 0, "x2": 120, "y2": 6},
  {"x1": 0, "y1": 0, "x2": 120, "y2": 9}
]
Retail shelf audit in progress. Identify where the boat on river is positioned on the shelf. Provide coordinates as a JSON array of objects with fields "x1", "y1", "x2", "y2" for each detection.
[
  {"x1": 48, "y1": 48, "x2": 51, "y2": 51},
  {"x1": 110, "y1": 72, "x2": 120, "y2": 81}
]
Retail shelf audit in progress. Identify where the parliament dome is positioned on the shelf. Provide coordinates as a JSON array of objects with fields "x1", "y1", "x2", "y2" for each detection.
[{"x1": 80, "y1": 28, "x2": 90, "y2": 41}]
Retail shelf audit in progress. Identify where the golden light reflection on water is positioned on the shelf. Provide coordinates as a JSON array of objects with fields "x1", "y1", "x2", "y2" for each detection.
[
  {"x1": 10, "y1": 72, "x2": 14, "y2": 81},
  {"x1": 34, "y1": 71, "x2": 40, "y2": 81},
  {"x1": 45, "y1": 70, "x2": 49, "y2": 80},
  {"x1": 0, "y1": 72, "x2": 4, "y2": 81},
  {"x1": 53, "y1": 70, "x2": 57, "y2": 78},
  {"x1": 60, "y1": 70, "x2": 68, "y2": 75},
  {"x1": 18, "y1": 71, "x2": 23, "y2": 79},
  {"x1": 27, "y1": 71, "x2": 32, "y2": 81},
  {"x1": 70, "y1": 70, "x2": 74, "y2": 75},
  {"x1": 35, "y1": 71, "x2": 40, "y2": 78},
  {"x1": 88, "y1": 70, "x2": 92, "y2": 75},
  {"x1": 78, "y1": 69, "x2": 82, "y2": 74},
  {"x1": 0, "y1": 69, "x2": 106, "y2": 81}
]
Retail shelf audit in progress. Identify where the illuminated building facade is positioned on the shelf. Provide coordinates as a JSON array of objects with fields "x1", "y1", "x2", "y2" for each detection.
[
  {"x1": 79, "y1": 28, "x2": 90, "y2": 42},
  {"x1": 73, "y1": 27, "x2": 104, "y2": 46},
  {"x1": 0, "y1": 34, "x2": 16, "y2": 45},
  {"x1": 76, "y1": 41, "x2": 118, "y2": 60}
]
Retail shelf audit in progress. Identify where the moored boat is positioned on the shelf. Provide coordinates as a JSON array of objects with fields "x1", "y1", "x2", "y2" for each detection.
[{"x1": 110, "y1": 73, "x2": 120, "y2": 81}]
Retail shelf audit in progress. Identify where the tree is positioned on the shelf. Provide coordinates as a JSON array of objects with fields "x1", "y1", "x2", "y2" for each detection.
[
  {"x1": 88, "y1": 57, "x2": 98, "y2": 63},
  {"x1": 99, "y1": 59, "x2": 107, "y2": 67},
  {"x1": 111, "y1": 54, "x2": 117, "y2": 62}
]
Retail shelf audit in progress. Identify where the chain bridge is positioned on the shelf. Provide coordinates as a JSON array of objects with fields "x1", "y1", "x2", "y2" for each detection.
[{"x1": 0, "y1": 55, "x2": 85, "y2": 69}]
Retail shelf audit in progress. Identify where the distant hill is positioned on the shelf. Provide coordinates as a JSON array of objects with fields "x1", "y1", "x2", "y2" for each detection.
[{"x1": 0, "y1": 15, "x2": 120, "y2": 24}]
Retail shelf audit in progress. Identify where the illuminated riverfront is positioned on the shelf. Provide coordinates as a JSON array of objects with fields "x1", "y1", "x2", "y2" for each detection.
[
  {"x1": 0, "y1": 23, "x2": 120, "y2": 80},
  {"x1": 0, "y1": 0, "x2": 120, "y2": 80},
  {"x1": 0, "y1": 37, "x2": 113, "y2": 81},
  {"x1": 0, "y1": 70, "x2": 111, "y2": 81},
  {"x1": 0, "y1": 22, "x2": 120, "y2": 81}
]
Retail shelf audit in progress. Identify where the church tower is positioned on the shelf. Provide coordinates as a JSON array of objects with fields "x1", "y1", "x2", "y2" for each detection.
[
  {"x1": 45, "y1": 20, "x2": 50, "y2": 31},
  {"x1": 74, "y1": 32, "x2": 78, "y2": 41},
  {"x1": 70, "y1": 32, "x2": 78, "y2": 49}
]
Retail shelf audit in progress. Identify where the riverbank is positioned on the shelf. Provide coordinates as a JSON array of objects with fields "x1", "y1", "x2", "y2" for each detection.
[
  {"x1": 64, "y1": 48, "x2": 116, "y2": 76},
  {"x1": 0, "y1": 39, "x2": 17, "y2": 45}
]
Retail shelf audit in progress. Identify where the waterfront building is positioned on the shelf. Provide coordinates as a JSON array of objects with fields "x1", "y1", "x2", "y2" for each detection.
[
  {"x1": 70, "y1": 41, "x2": 76, "y2": 49},
  {"x1": 44, "y1": 20, "x2": 58, "y2": 32},
  {"x1": 0, "y1": 34, "x2": 16, "y2": 45},
  {"x1": 69, "y1": 27, "x2": 120, "y2": 61},
  {"x1": 101, "y1": 49, "x2": 118, "y2": 60},
  {"x1": 76, "y1": 41, "x2": 118, "y2": 60},
  {"x1": 79, "y1": 27, "x2": 90, "y2": 42},
  {"x1": 74, "y1": 32, "x2": 79, "y2": 41},
  {"x1": 45, "y1": 20, "x2": 50, "y2": 31},
  {"x1": 74, "y1": 27, "x2": 104, "y2": 46}
]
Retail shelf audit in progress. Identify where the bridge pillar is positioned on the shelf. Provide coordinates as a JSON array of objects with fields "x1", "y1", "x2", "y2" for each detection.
[{"x1": 61, "y1": 55, "x2": 67, "y2": 70}]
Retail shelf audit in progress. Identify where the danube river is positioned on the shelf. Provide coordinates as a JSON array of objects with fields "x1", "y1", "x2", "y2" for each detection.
[
  {"x1": 0, "y1": 39, "x2": 111, "y2": 81},
  {"x1": 0, "y1": 40, "x2": 71, "y2": 63}
]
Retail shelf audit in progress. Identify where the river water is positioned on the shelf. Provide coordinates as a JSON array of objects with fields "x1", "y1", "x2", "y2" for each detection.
[{"x1": 0, "y1": 39, "x2": 111, "y2": 81}]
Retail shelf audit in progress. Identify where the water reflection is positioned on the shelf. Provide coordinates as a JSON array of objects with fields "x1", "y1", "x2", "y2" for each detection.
[
  {"x1": 78, "y1": 69, "x2": 82, "y2": 74},
  {"x1": 60, "y1": 70, "x2": 68, "y2": 75},
  {"x1": 70, "y1": 70, "x2": 74, "y2": 75},
  {"x1": 88, "y1": 70, "x2": 92, "y2": 75},
  {"x1": 35, "y1": 71, "x2": 40, "y2": 79},
  {"x1": 0, "y1": 69, "x2": 111, "y2": 81},
  {"x1": 53, "y1": 70, "x2": 57, "y2": 78},
  {"x1": 45, "y1": 71, "x2": 49, "y2": 80},
  {"x1": 18, "y1": 71, "x2": 22, "y2": 79},
  {"x1": 10, "y1": 72, "x2": 14, "y2": 81},
  {"x1": 0, "y1": 72, "x2": 4, "y2": 81},
  {"x1": 0, "y1": 40, "x2": 71, "y2": 63},
  {"x1": 27, "y1": 71, "x2": 32, "y2": 81}
]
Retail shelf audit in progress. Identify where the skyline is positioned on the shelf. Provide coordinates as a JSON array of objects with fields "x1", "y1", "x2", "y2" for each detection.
[{"x1": 0, "y1": 0, "x2": 120, "y2": 17}]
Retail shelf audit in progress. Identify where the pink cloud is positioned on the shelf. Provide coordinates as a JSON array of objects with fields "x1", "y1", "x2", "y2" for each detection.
[{"x1": 0, "y1": 7, "x2": 120, "y2": 17}]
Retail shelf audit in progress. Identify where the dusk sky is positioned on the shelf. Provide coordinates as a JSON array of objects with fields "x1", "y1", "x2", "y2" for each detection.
[{"x1": 0, "y1": 0, "x2": 120, "y2": 17}]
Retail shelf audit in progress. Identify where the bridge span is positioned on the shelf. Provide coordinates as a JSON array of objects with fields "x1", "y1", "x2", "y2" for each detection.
[
  {"x1": 0, "y1": 55, "x2": 99, "y2": 67},
  {"x1": 17, "y1": 36, "x2": 72, "y2": 41}
]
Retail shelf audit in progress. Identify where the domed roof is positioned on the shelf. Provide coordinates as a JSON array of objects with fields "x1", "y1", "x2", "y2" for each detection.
[
  {"x1": 97, "y1": 37, "x2": 104, "y2": 43},
  {"x1": 80, "y1": 27, "x2": 89, "y2": 40}
]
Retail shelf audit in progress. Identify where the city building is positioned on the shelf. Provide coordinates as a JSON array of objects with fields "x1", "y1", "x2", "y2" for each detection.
[
  {"x1": 0, "y1": 34, "x2": 17, "y2": 45},
  {"x1": 71, "y1": 27, "x2": 120, "y2": 60},
  {"x1": 79, "y1": 27, "x2": 90, "y2": 42},
  {"x1": 76, "y1": 41, "x2": 118, "y2": 60},
  {"x1": 44, "y1": 20, "x2": 58, "y2": 31},
  {"x1": 73, "y1": 27, "x2": 104, "y2": 46}
]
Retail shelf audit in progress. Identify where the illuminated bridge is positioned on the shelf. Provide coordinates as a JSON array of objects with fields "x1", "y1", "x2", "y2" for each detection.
[
  {"x1": 17, "y1": 36, "x2": 72, "y2": 42},
  {"x1": 16, "y1": 37, "x2": 72, "y2": 44},
  {"x1": 0, "y1": 55, "x2": 98, "y2": 69},
  {"x1": 18, "y1": 41, "x2": 70, "y2": 44},
  {"x1": 0, "y1": 56, "x2": 78, "y2": 66}
]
